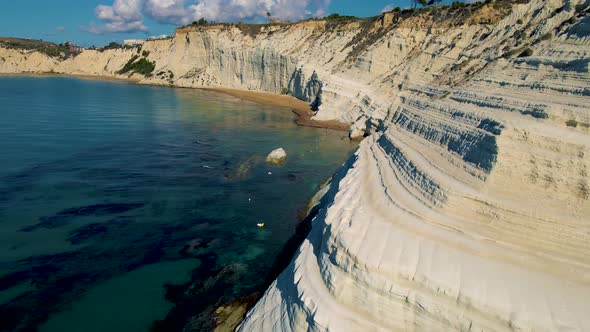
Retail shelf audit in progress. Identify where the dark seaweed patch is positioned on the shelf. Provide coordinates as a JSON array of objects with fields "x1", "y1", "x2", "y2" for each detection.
[
  {"x1": 0, "y1": 271, "x2": 30, "y2": 292},
  {"x1": 0, "y1": 217, "x2": 214, "y2": 332},
  {"x1": 67, "y1": 224, "x2": 109, "y2": 245},
  {"x1": 151, "y1": 253, "x2": 226, "y2": 332},
  {"x1": 20, "y1": 203, "x2": 144, "y2": 232}
]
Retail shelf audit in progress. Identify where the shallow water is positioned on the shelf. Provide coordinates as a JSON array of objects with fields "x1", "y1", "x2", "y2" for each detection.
[{"x1": 0, "y1": 76, "x2": 357, "y2": 331}]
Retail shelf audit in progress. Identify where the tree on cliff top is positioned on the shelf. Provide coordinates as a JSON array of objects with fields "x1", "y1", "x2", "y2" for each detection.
[
  {"x1": 192, "y1": 18, "x2": 208, "y2": 26},
  {"x1": 412, "y1": 0, "x2": 443, "y2": 8}
]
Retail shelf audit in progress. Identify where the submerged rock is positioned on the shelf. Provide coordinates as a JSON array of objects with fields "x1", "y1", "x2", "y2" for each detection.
[
  {"x1": 213, "y1": 294, "x2": 259, "y2": 332},
  {"x1": 265, "y1": 148, "x2": 287, "y2": 164}
]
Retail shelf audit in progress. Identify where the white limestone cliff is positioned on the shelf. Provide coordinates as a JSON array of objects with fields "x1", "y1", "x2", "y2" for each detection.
[{"x1": 1, "y1": 0, "x2": 589, "y2": 330}]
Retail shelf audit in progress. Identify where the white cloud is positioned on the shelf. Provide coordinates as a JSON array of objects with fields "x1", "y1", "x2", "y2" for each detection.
[
  {"x1": 84, "y1": 0, "x2": 331, "y2": 34},
  {"x1": 146, "y1": 0, "x2": 192, "y2": 24},
  {"x1": 85, "y1": 0, "x2": 147, "y2": 34},
  {"x1": 83, "y1": 21, "x2": 148, "y2": 34},
  {"x1": 95, "y1": 0, "x2": 143, "y2": 22}
]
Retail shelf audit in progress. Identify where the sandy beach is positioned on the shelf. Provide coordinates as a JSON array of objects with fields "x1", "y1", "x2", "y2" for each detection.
[{"x1": 203, "y1": 88, "x2": 350, "y2": 132}]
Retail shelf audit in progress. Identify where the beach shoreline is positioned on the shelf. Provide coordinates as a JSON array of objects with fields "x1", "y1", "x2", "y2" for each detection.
[
  {"x1": 0, "y1": 73, "x2": 350, "y2": 132},
  {"x1": 0, "y1": 72, "x2": 143, "y2": 83}
]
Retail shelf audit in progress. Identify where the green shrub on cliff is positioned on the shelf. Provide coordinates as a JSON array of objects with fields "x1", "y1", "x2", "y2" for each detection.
[
  {"x1": 99, "y1": 42, "x2": 122, "y2": 52},
  {"x1": 521, "y1": 109, "x2": 548, "y2": 119},
  {"x1": 451, "y1": 1, "x2": 465, "y2": 9},
  {"x1": 117, "y1": 55, "x2": 156, "y2": 77},
  {"x1": 323, "y1": 13, "x2": 358, "y2": 22},
  {"x1": 518, "y1": 47, "x2": 534, "y2": 57},
  {"x1": 540, "y1": 32, "x2": 553, "y2": 41}
]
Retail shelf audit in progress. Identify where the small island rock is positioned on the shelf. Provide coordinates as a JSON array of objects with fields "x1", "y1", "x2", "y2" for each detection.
[{"x1": 266, "y1": 148, "x2": 287, "y2": 164}]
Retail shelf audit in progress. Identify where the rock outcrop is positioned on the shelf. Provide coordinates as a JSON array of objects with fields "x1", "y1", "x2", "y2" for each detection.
[
  {"x1": 1, "y1": 0, "x2": 589, "y2": 330},
  {"x1": 266, "y1": 148, "x2": 287, "y2": 164}
]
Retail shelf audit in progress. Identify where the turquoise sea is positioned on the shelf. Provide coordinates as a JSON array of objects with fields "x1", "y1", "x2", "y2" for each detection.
[{"x1": 0, "y1": 76, "x2": 356, "y2": 331}]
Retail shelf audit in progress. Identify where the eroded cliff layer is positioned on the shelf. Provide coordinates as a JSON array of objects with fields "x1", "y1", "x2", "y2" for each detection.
[{"x1": 1, "y1": 0, "x2": 589, "y2": 330}]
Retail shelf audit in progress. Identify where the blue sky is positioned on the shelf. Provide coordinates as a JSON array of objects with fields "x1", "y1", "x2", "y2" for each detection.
[{"x1": 0, "y1": 0, "x2": 455, "y2": 47}]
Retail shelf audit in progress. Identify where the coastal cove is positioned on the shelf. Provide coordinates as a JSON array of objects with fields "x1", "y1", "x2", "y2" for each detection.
[
  {"x1": 1, "y1": 0, "x2": 590, "y2": 330},
  {"x1": 0, "y1": 76, "x2": 357, "y2": 331}
]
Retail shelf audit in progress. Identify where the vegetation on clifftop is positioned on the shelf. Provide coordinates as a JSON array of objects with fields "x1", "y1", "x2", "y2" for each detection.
[
  {"x1": 191, "y1": 18, "x2": 209, "y2": 26},
  {"x1": 0, "y1": 37, "x2": 80, "y2": 59},
  {"x1": 173, "y1": 0, "x2": 530, "y2": 44},
  {"x1": 94, "y1": 42, "x2": 144, "y2": 53},
  {"x1": 340, "y1": 0, "x2": 528, "y2": 63},
  {"x1": 323, "y1": 14, "x2": 359, "y2": 22}
]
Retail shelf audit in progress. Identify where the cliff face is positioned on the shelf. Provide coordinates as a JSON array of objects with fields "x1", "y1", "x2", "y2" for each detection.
[{"x1": 2, "y1": 0, "x2": 590, "y2": 330}]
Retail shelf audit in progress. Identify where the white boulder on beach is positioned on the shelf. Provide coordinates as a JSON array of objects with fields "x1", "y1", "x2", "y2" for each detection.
[{"x1": 266, "y1": 148, "x2": 287, "y2": 164}]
